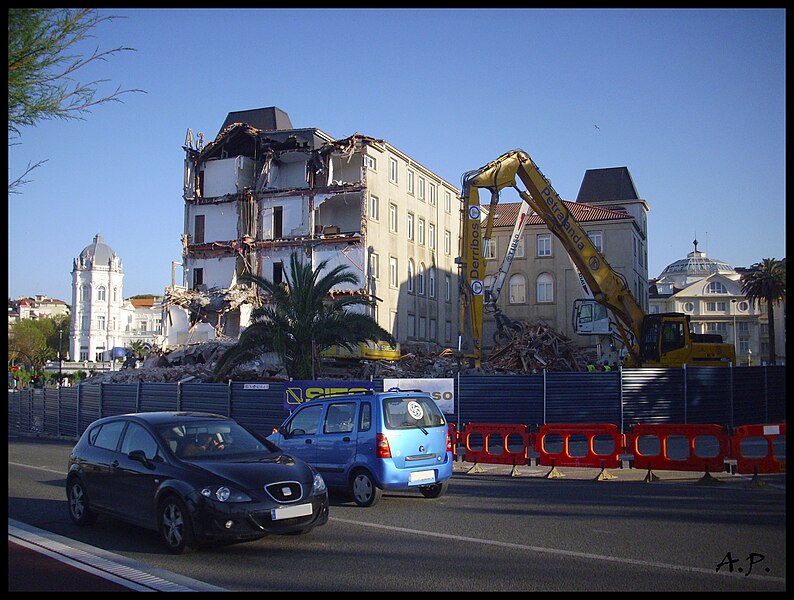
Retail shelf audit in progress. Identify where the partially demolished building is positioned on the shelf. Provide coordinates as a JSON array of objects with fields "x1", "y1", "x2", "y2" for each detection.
[{"x1": 163, "y1": 107, "x2": 461, "y2": 352}]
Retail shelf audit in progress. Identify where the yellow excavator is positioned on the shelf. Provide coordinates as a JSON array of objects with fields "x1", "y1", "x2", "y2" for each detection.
[{"x1": 457, "y1": 149, "x2": 736, "y2": 369}]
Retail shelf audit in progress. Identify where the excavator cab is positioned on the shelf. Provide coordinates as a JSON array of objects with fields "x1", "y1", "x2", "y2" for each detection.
[{"x1": 573, "y1": 299, "x2": 611, "y2": 335}]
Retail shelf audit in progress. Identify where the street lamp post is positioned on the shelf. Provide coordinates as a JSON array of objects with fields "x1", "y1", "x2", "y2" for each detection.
[
  {"x1": 58, "y1": 328, "x2": 63, "y2": 386},
  {"x1": 748, "y1": 348, "x2": 752, "y2": 367},
  {"x1": 731, "y1": 298, "x2": 738, "y2": 360}
]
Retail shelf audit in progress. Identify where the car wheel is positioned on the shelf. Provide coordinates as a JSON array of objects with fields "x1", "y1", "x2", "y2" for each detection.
[
  {"x1": 350, "y1": 470, "x2": 382, "y2": 507},
  {"x1": 158, "y1": 496, "x2": 198, "y2": 554},
  {"x1": 66, "y1": 477, "x2": 98, "y2": 526},
  {"x1": 419, "y1": 480, "x2": 449, "y2": 498}
]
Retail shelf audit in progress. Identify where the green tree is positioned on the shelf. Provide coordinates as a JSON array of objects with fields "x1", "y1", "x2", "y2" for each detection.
[
  {"x1": 8, "y1": 8, "x2": 142, "y2": 191},
  {"x1": 126, "y1": 340, "x2": 148, "y2": 358},
  {"x1": 8, "y1": 318, "x2": 56, "y2": 371},
  {"x1": 740, "y1": 258, "x2": 786, "y2": 365},
  {"x1": 214, "y1": 252, "x2": 395, "y2": 381}
]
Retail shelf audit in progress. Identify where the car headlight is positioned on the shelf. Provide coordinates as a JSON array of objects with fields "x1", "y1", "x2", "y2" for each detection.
[
  {"x1": 312, "y1": 473, "x2": 327, "y2": 494},
  {"x1": 200, "y1": 485, "x2": 251, "y2": 503}
]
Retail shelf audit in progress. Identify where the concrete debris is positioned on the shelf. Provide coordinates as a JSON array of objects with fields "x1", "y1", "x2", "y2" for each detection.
[
  {"x1": 78, "y1": 321, "x2": 595, "y2": 385},
  {"x1": 484, "y1": 320, "x2": 595, "y2": 373},
  {"x1": 164, "y1": 286, "x2": 259, "y2": 315}
]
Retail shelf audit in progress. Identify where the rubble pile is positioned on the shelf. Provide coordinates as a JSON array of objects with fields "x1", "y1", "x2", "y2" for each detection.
[
  {"x1": 484, "y1": 320, "x2": 595, "y2": 373},
  {"x1": 80, "y1": 321, "x2": 594, "y2": 385}
]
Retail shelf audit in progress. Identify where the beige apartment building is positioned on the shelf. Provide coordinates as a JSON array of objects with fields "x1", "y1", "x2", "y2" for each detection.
[
  {"x1": 164, "y1": 107, "x2": 461, "y2": 351},
  {"x1": 479, "y1": 167, "x2": 650, "y2": 364}
]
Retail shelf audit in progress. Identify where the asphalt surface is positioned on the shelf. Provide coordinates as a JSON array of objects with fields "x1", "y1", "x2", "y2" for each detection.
[{"x1": 8, "y1": 435, "x2": 786, "y2": 592}]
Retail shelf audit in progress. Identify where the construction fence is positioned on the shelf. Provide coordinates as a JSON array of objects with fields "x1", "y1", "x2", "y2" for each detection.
[{"x1": 7, "y1": 366, "x2": 785, "y2": 443}]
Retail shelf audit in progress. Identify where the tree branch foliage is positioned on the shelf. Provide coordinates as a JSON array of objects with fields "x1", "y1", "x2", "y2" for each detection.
[{"x1": 8, "y1": 8, "x2": 143, "y2": 191}]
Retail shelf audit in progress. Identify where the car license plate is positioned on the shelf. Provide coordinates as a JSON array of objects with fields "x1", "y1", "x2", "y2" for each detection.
[
  {"x1": 271, "y1": 503, "x2": 313, "y2": 521},
  {"x1": 409, "y1": 470, "x2": 435, "y2": 484}
]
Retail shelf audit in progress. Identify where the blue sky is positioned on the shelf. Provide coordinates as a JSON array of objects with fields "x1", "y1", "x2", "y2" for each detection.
[{"x1": 8, "y1": 8, "x2": 786, "y2": 303}]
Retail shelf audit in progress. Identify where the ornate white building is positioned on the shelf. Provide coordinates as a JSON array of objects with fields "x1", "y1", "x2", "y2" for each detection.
[
  {"x1": 649, "y1": 241, "x2": 785, "y2": 366},
  {"x1": 70, "y1": 234, "x2": 164, "y2": 362}
]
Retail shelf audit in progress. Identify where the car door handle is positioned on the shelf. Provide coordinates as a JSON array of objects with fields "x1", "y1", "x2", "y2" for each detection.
[
  {"x1": 305, "y1": 439, "x2": 313, "y2": 444},
  {"x1": 343, "y1": 437, "x2": 351, "y2": 442},
  {"x1": 111, "y1": 460, "x2": 119, "y2": 468}
]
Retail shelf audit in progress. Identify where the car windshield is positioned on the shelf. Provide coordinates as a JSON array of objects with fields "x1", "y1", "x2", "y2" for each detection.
[
  {"x1": 382, "y1": 396, "x2": 446, "y2": 430},
  {"x1": 158, "y1": 420, "x2": 277, "y2": 459}
]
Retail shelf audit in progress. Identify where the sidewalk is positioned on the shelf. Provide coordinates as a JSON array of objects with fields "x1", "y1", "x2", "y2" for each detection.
[{"x1": 8, "y1": 519, "x2": 225, "y2": 592}]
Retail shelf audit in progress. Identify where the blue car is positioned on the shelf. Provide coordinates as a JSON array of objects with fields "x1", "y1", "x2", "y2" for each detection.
[{"x1": 268, "y1": 389, "x2": 453, "y2": 507}]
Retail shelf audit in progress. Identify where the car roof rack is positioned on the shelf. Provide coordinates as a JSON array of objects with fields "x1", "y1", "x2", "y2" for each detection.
[
  {"x1": 384, "y1": 387, "x2": 425, "y2": 393},
  {"x1": 314, "y1": 388, "x2": 376, "y2": 400}
]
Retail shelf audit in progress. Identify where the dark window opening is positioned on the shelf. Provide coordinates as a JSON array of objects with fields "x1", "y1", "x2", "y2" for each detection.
[
  {"x1": 273, "y1": 206, "x2": 283, "y2": 239},
  {"x1": 194, "y1": 214, "x2": 205, "y2": 244},
  {"x1": 273, "y1": 262, "x2": 283, "y2": 285},
  {"x1": 193, "y1": 268, "x2": 204, "y2": 288}
]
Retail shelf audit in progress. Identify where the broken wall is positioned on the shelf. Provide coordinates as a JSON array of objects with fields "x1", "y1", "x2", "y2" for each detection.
[{"x1": 189, "y1": 203, "x2": 239, "y2": 243}]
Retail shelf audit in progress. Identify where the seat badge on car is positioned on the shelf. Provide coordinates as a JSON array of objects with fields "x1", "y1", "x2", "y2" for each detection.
[
  {"x1": 419, "y1": 445, "x2": 425, "y2": 453},
  {"x1": 282, "y1": 486, "x2": 293, "y2": 496}
]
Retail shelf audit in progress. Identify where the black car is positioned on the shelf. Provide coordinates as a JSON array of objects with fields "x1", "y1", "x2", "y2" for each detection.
[{"x1": 66, "y1": 411, "x2": 329, "y2": 554}]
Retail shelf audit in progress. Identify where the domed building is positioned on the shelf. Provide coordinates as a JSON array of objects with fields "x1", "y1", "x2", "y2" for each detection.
[
  {"x1": 649, "y1": 240, "x2": 783, "y2": 366},
  {"x1": 71, "y1": 234, "x2": 125, "y2": 363}
]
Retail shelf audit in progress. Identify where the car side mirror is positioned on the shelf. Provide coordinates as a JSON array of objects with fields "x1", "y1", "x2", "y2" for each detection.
[
  {"x1": 128, "y1": 449, "x2": 154, "y2": 469},
  {"x1": 279, "y1": 426, "x2": 291, "y2": 439}
]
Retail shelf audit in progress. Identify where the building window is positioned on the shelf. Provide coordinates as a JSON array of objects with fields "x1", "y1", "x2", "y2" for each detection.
[
  {"x1": 369, "y1": 252, "x2": 379, "y2": 279},
  {"x1": 428, "y1": 223, "x2": 436, "y2": 250},
  {"x1": 407, "y1": 259, "x2": 415, "y2": 293},
  {"x1": 419, "y1": 316, "x2": 427, "y2": 338},
  {"x1": 369, "y1": 195, "x2": 379, "y2": 220},
  {"x1": 429, "y1": 318, "x2": 437, "y2": 342},
  {"x1": 738, "y1": 338, "x2": 750, "y2": 354},
  {"x1": 737, "y1": 321, "x2": 749, "y2": 334},
  {"x1": 445, "y1": 275, "x2": 451, "y2": 302},
  {"x1": 444, "y1": 191, "x2": 452, "y2": 213},
  {"x1": 429, "y1": 267, "x2": 436, "y2": 298},
  {"x1": 95, "y1": 350, "x2": 104, "y2": 362},
  {"x1": 418, "y1": 176, "x2": 425, "y2": 201},
  {"x1": 684, "y1": 302, "x2": 695, "y2": 312},
  {"x1": 194, "y1": 214, "x2": 205, "y2": 244},
  {"x1": 418, "y1": 263, "x2": 425, "y2": 295},
  {"x1": 111, "y1": 317, "x2": 116, "y2": 331},
  {"x1": 444, "y1": 230, "x2": 451, "y2": 255},
  {"x1": 706, "y1": 301, "x2": 727, "y2": 312},
  {"x1": 389, "y1": 157, "x2": 398, "y2": 183},
  {"x1": 408, "y1": 313, "x2": 416, "y2": 338},
  {"x1": 273, "y1": 261, "x2": 283, "y2": 285},
  {"x1": 707, "y1": 281, "x2": 728, "y2": 294},
  {"x1": 273, "y1": 206, "x2": 283, "y2": 239},
  {"x1": 364, "y1": 155, "x2": 376, "y2": 170},
  {"x1": 97, "y1": 316, "x2": 105, "y2": 330},
  {"x1": 407, "y1": 169, "x2": 414, "y2": 194},
  {"x1": 445, "y1": 320, "x2": 452, "y2": 343},
  {"x1": 97, "y1": 286, "x2": 106, "y2": 301},
  {"x1": 536, "y1": 273, "x2": 554, "y2": 303},
  {"x1": 514, "y1": 237, "x2": 525, "y2": 258},
  {"x1": 428, "y1": 183, "x2": 436, "y2": 205},
  {"x1": 484, "y1": 239, "x2": 496, "y2": 259},
  {"x1": 738, "y1": 301, "x2": 749, "y2": 311},
  {"x1": 81, "y1": 286, "x2": 89, "y2": 302},
  {"x1": 407, "y1": 212, "x2": 414, "y2": 241},
  {"x1": 80, "y1": 347, "x2": 89, "y2": 361},
  {"x1": 139, "y1": 321, "x2": 148, "y2": 333},
  {"x1": 389, "y1": 203, "x2": 398, "y2": 232},
  {"x1": 509, "y1": 274, "x2": 526, "y2": 304},
  {"x1": 193, "y1": 268, "x2": 204, "y2": 288},
  {"x1": 389, "y1": 257, "x2": 398, "y2": 288},
  {"x1": 82, "y1": 315, "x2": 89, "y2": 330},
  {"x1": 113, "y1": 287, "x2": 118, "y2": 302},
  {"x1": 537, "y1": 234, "x2": 552, "y2": 257},
  {"x1": 588, "y1": 230, "x2": 603, "y2": 253},
  {"x1": 706, "y1": 322, "x2": 728, "y2": 335},
  {"x1": 418, "y1": 218, "x2": 425, "y2": 246}
]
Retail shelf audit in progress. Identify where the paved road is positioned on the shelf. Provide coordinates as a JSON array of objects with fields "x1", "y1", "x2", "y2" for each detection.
[{"x1": 8, "y1": 434, "x2": 787, "y2": 591}]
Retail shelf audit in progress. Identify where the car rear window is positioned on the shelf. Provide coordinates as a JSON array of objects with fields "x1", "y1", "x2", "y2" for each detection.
[{"x1": 382, "y1": 396, "x2": 446, "y2": 430}]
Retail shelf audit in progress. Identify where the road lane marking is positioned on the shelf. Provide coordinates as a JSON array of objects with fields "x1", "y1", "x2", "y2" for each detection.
[
  {"x1": 8, "y1": 462, "x2": 63, "y2": 475},
  {"x1": 330, "y1": 517, "x2": 784, "y2": 584}
]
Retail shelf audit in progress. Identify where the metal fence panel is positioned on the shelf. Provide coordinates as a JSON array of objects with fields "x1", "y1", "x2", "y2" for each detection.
[
  {"x1": 44, "y1": 389, "x2": 60, "y2": 436},
  {"x1": 138, "y1": 383, "x2": 178, "y2": 413},
  {"x1": 101, "y1": 384, "x2": 139, "y2": 417},
  {"x1": 229, "y1": 382, "x2": 290, "y2": 438},
  {"x1": 684, "y1": 366, "x2": 732, "y2": 425},
  {"x1": 180, "y1": 383, "x2": 230, "y2": 415},
  {"x1": 545, "y1": 372, "x2": 621, "y2": 425},
  {"x1": 621, "y1": 368, "x2": 685, "y2": 426},
  {"x1": 457, "y1": 375, "x2": 543, "y2": 426},
  {"x1": 59, "y1": 387, "x2": 80, "y2": 438}
]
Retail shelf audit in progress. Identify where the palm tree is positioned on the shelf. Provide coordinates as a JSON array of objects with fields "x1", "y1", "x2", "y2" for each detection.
[
  {"x1": 214, "y1": 252, "x2": 395, "y2": 381},
  {"x1": 740, "y1": 258, "x2": 786, "y2": 365}
]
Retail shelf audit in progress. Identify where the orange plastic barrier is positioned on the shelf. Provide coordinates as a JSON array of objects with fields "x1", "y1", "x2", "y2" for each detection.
[
  {"x1": 730, "y1": 423, "x2": 786, "y2": 474},
  {"x1": 460, "y1": 423, "x2": 530, "y2": 465},
  {"x1": 534, "y1": 423, "x2": 623, "y2": 469},
  {"x1": 627, "y1": 423, "x2": 728, "y2": 473},
  {"x1": 448, "y1": 422, "x2": 459, "y2": 459}
]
